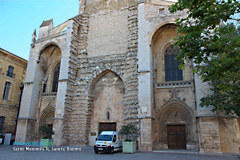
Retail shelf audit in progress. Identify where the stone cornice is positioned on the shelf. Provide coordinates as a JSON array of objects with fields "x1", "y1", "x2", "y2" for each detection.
[
  {"x1": 18, "y1": 117, "x2": 37, "y2": 120},
  {"x1": 197, "y1": 115, "x2": 238, "y2": 118},
  {"x1": 23, "y1": 81, "x2": 34, "y2": 84},
  {"x1": 53, "y1": 117, "x2": 64, "y2": 120},
  {"x1": 138, "y1": 116, "x2": 155, "y2": 120}
]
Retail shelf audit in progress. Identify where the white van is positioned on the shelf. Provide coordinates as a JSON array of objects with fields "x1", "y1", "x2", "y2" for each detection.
[{"x1": 94, "y1": 131, "x2": 124, "y2": 154}]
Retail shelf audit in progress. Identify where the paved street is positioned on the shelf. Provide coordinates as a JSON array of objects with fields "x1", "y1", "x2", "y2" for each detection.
[{"x1": 0, "y1": 145, "x2": 239, "y2": 160}]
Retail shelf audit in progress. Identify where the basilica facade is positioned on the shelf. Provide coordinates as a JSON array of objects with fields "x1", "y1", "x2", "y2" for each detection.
[{"x1": 15, "y1": 0, "x2": 240, "y2": 153}]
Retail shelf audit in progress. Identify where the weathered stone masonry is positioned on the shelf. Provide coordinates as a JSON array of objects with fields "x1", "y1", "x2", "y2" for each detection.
[
  {"x1": 62, "y1": 1, "x2": 139, "y2": 145},
  {"x1": 15, "y1": 0, "x2": 240, "y2": 153}
]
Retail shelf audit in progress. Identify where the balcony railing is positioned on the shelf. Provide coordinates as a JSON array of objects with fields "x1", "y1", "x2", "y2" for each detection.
[
  {"x1": 156, "y1": 81, "x2": 193, "y2": 88},
  {"x1": 42, "y1": 92, "x2": 57, "y2": 97}
]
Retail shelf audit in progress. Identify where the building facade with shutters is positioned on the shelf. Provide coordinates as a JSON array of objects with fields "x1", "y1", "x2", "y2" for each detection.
[
  {"x1": 15, "y1": 0, "x2": 240, "y2": 153},
  {"x1": 0, "y1": 48, "x2": 27, "y2": 136}
]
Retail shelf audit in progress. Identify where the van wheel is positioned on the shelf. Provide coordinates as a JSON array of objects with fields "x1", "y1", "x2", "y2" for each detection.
[
  {"x1": 95, "y1": 151, "x2": 98, "y2": 154},
  {"x1": 110, "y1": 148, "x2": 114, "y2": 154}
]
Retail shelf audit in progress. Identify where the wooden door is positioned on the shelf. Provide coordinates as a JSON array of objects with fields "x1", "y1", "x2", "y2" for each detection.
[
  {"x1": 99, "y1": 122, "x2": 116, "y2": 135},
  {"x1": 167, "y1": 125, "x2": 186, "y2": 149}
]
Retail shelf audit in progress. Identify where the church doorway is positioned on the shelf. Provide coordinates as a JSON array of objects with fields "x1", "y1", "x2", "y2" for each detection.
[
  {"x1": 99, "y1": 122, "x2": 116, "y2": 135},
  {"x1": 167, "y1": 125, "x2": 186, "y2": 149}
]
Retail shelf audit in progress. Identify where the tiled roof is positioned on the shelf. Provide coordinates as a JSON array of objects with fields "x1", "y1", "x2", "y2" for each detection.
[{"x1": 40, "y1": 19, "x2": 53, "y2": 27}]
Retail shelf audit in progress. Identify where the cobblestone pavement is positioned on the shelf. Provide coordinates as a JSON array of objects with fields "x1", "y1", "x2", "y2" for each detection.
[{"x1": 0, "y1": 145, "x2": 239, "y2": 160}]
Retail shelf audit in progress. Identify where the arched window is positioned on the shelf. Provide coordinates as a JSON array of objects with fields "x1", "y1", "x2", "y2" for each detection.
[
  {"x1": 2, "y1": 82, "x2": 11, "y2": 100},
  {"x1": 52, "y1": 63, "x2": 60, "y2": 92},
  {"x1": 164, "y1": 45, "x2": 183, "y2": 81},
  {"x1": 0, "y1": 116, "x2": 5, "y2": 133},
  {"x1": 7, "y1": 65, "x2": 14, "y2": 77}
]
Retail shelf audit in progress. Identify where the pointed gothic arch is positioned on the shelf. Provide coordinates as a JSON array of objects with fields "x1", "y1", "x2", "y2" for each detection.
[
  {"x1": 89, "y1": 70, "x2": 125, "y2": 96},
  {"x1": 38, "y1": 44, "x2": 61, "y2": 93},
  {"x1": 39, "y1": 106, "x2": 55, "y2": 139},
  {"x1": 88, "y1": 70, "x2": 125, "y2": 146},
  {"x1": 38, "y1": 43, "x2": 62, "y2": 62},
  {"x1": 39, "y1": 106, "x2": 55, "y2": 127},
  {"x1": 154, "y1": 100, "x2": 196, "y2": 150}
]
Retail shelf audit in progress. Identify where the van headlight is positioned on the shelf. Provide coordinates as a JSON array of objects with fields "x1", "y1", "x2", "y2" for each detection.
[{"x1": 106, "y1": 144, "x2": 111, "y2": 147}]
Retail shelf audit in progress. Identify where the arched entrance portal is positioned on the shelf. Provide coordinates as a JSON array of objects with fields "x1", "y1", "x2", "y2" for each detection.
[
  {"x1": 155, "y1": 101, "x2": 195, "y2": 150},
  {"x1": 88, "y1": 71, "x2": 125, "y2": 146},
  {"x1": 151, "y1": 23, "x2": 198, "y2": 150},
  {"x1": 39, "y1": 107, "x2": 55, "y2": 139}
]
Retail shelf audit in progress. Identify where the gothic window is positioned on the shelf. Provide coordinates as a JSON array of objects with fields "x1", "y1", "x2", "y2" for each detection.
[
  {"x1": 0, "y1": 117, "x2": 5, "y2": 133},
  {"x1": 52, "y1": 63, "x2": 60, "y2": 92},
  {"x1": 2, "y1": 82, "x2": 11, "y2": 100},
  {"x1": 164, "y1": 45, "x2": 183, "y2": 81},
  {"x1": 7, "y1": 65, "x2": 14, "y2": 78}
]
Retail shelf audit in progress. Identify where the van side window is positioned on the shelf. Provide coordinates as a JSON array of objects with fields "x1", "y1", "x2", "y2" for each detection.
[{"x1": 113, "y1": 135, "x2": 117, "y2": 142}]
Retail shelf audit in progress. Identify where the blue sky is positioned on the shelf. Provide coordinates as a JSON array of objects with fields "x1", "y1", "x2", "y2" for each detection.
[{"x1": 0, "y1": 0, "x2": 79, "y2": 60}]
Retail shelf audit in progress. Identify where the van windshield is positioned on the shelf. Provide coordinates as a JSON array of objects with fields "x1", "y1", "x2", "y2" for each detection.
[{"x1": 97, "y1": 135, "x2": 113, "y2": 141}]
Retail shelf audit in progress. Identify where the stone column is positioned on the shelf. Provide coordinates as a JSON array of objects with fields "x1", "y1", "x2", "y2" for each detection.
[
  {"x1": 15, "y1": 47, "x2": 40, "y2": 142},
  {"x1": 53, "y1": 79, "x2": 68, "y2": 146},
  {"x1": 53, "y1": 118, "x2": 65, "y2": 146},
  {"x1": 139, "y1": 117, "x2": 153, "y2": 151},
  {"x1": 137, "y1": 2, "x2": 154, "y2": 151}
]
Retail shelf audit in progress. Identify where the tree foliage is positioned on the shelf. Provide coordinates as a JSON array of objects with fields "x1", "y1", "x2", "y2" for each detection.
[
  {"x1": 119, "y1": 124, "x2": 139, "y2": 141},
  {"x1": 39, "y1": 124, "x2": 54, "y2": 139},
  {"x1": 169, "y1": 0, "x2": 240, "y2": 116}
]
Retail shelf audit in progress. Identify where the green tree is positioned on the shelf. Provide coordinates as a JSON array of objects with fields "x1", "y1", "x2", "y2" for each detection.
[
  {"x1": 169, "y1": 0, "x2": 240, "y2": 116},
  {"x1": 119, "y1": 124, "x2": 139, "y2": 141},
  {"x1": 39, "y1": 124, "x2": 54, "y2": 139}
]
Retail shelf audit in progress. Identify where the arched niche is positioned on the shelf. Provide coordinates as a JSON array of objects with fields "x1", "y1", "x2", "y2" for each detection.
[
  {"x1": 151, "y1": 23, "x2": 193, "y2": 83},
  {"x1": 88, "y1": 70, "x2": 125, "y2": 145},
  {"x1": 152, "y1": 24, "x2": 179, "y2": 83},
  {"x1": 38, "y1": 44, "x2": 61, "y2": 93}
]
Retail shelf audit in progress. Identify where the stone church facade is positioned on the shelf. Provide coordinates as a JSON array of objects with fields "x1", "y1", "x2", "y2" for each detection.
[{"x1": 15, "y1": 0, "x2": 240, "y2": 153}]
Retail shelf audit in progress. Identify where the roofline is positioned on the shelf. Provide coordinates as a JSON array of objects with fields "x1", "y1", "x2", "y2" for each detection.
[{"x1": 0, "y1": 48, "x2": 28, "y2": 63}]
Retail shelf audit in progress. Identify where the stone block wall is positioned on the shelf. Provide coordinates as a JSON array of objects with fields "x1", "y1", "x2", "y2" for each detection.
[
  {"x1": 0, "y1": 105, "x2": 18, "y2": 133},
  {"x1": 61, "y1": 0, "x2": 139, "y2": 146},
  {"x1": 198, "y1": 117, "x2": 221, "y2": 153},
  {"x1": 218, "y1": 117, "x2": 240, "y2": 153},
  {"x1": 62, "y1": 14, "x2": 90, "y2": 145},
  {"x1": 199, "y1": 116, "x2": 240, "y2": 153},
  {"x1": 14, "y1": 0, "x2": 240, "y2": 153}
]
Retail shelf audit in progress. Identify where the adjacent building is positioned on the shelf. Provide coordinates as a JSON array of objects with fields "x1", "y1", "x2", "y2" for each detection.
[
  {"x1": 15, "y1": 0, "x2": 240, "y2": 153},
  {"x1": 0, "y1": 48, "x2": 27, "y2": 136}
]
